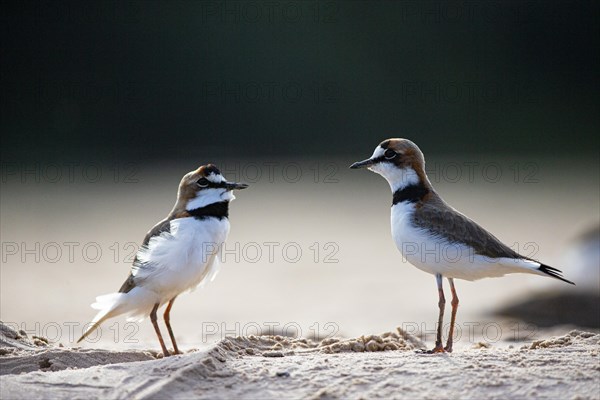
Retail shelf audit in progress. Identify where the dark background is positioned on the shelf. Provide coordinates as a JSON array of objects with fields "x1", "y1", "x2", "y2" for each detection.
[{"x1": 2, "y1": 0, "x2": 599, "y2": 162}]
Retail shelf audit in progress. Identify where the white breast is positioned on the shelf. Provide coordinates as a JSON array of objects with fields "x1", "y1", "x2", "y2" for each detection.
[
  {"x1": 133, "y1": 217, "x2": 230, "y2": 300},
  {"x1": 391, "y1": 201, "x2": 439, "y2": 275},
  {"x1": 391, "y1": 202, "x2": 532, "y2": 281}
]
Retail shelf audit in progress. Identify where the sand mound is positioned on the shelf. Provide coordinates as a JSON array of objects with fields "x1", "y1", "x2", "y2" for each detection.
[
  {"x1": 526, "y1": 330, "x2": 600, "y2": 350},
  {"x1": 0, "y1": 322, "x2": 46, "y2": 351},
  {"x1": 212, "y1": 328, "x2": 424, "y2": 359},
  {"x1": 0, "y1": 322, "x2": 155, "y2": 376}
]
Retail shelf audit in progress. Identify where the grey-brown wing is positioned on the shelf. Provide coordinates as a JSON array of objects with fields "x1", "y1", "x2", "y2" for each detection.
[
  {"x1": 118, "y1": 273, "x2": 136, "y2": 293},
  {"x1": 412, "y1": 201, "x2": 520, "y2": 259},
  {"x1": 118, "y1": 218, "x2": 173, "y2": 293},
  {"x1": 140, "y1": 217, "x2": 172, "y2": 247}
]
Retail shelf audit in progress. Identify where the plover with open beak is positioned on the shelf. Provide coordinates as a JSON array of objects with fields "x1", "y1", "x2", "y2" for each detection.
[
  {"x1": 350, "y1": 138, "x2": 574, "y2": 353},
  {"x1": 77, "y1": 164, "x2": 248, "y2": 356}
]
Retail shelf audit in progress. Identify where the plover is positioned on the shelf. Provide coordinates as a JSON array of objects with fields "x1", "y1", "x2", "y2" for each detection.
[
  {"x1": 350, "y1": 138, "x2": 574, "y2": 353},
  {"x1": 77, "y1": 164, "x2": 248, "y2": 356}
]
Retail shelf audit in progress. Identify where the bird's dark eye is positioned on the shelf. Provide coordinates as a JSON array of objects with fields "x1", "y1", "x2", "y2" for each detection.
[
  {"x1": 384, "y1": 149, "x2": 397, "y2": 159},
  {"x1": 197, "y1": 178, "x2": 209, "y2": 187}
]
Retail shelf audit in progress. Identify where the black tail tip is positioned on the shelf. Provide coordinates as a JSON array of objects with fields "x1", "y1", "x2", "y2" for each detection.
[{"x1": 539, "y1": 264, "x2": 575, "y2": 285}]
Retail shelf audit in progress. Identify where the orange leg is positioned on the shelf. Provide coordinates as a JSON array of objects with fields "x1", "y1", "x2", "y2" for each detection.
[
  {"x1": 164, "y1": 297, "x2": 180, "y2": 355},
  {"x1": 420, "y1": 274, "x2": 446, "y2": 353},
  {"x1": 150, "y1": 303, "x2": 170, "y2": 357},
  {"x1": 445, "y1": 278, "x2": 459, "y2": 352}
]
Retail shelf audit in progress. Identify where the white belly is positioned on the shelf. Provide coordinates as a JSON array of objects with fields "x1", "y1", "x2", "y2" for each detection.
[
  {"x1": 133, "y1": 217, "x2": 230, "y2": 300},
  {"x1": 391, "y1": 202, "x2": 530, "y2": 281}
]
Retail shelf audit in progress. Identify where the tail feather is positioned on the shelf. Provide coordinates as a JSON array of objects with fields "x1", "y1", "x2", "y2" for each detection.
[
  {"x1": 77, "y1": 293, "x2": 127, "y2": 343},
  {"x1": 538, "y1": 263, "x2": 575, "y2": 285},
  {"x1": 77, "y1": 312, "x2": 114, "y2": 343}
]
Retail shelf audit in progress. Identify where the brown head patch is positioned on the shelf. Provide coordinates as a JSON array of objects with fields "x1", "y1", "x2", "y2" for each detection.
[
  {"x1": 378, "y1": 138, "x2": 429, "y2": 185},
  {"x1": 170, "y1": 164, "x2": 222, "y2": 216}
]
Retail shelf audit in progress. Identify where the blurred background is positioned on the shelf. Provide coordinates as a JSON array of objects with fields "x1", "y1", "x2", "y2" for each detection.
[{"x1": 1, "y1": 0, "x2": 598, "y2": 349}]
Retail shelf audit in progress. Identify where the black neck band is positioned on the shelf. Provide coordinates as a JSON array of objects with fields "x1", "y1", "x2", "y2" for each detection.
[
  {"x1": 187, "y1": 201, "x2": 229, "y2": 220},
  {"x1": 392, "y1": 184, "x2": 429, "y2": 205}
]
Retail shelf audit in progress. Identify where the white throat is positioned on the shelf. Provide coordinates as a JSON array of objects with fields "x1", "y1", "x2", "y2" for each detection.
[
  {"x1": 369, "y1": 163, "x2": 420, "y2": 193},
  {"x1": 186, "y1": 188, "x2": 235, "y2": 211}
]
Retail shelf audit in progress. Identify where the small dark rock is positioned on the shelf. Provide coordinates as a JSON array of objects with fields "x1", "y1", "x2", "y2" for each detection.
[
  {"x1": 39, "y1": 358, "x2": 52, "y2": 370},
  {"x1": 263, "y1": 351, "x2": 284, "y2": 358}
]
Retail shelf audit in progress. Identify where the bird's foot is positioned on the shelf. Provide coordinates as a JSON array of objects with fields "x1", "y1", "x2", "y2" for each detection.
[
  {"x1": 160, "y1": 349, "x2": 171, "y2": 357},
  {"x1": 417, "y1": 342, "x2": 447, "y2": 354}
]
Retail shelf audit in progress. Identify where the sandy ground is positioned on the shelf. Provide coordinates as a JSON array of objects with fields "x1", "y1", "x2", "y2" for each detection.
[{"x1": 1, "y1": 322, "x2": 599, "y2": 400}]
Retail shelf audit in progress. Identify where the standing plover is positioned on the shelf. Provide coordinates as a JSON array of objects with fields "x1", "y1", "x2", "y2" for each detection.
[
  {"x1": 350, "y1": 138, "x2": 574, "y2": 353},
  {"x1": 77, "y1": 164, "x2": 248, "y2": 356}
]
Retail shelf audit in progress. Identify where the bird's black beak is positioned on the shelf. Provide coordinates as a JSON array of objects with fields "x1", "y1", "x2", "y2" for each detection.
[
  {"x1": 349, "y1": 158, "x2": 375, "y2": 169},
  {"x1": 225, "y1": 182, "x2": 249, "y2": 190}
]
